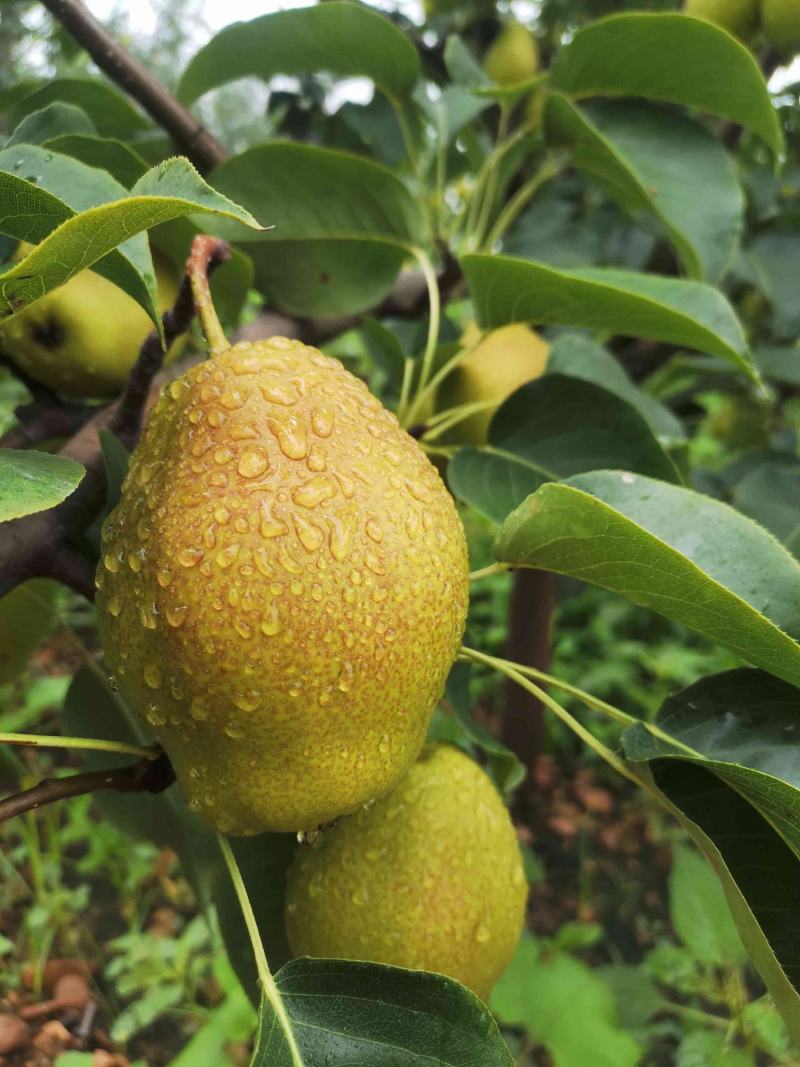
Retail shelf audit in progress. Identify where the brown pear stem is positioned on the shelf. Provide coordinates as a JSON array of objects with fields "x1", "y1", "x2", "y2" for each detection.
[{"x1": 188, "y1": 236, "x2": 231, "y2": 355}]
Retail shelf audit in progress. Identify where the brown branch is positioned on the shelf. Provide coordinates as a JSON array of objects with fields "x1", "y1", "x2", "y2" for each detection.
[
  {"x1": 0, "y1": 401, "x2": 96, "y2": 449},
  {"x1": 0, "y1": 752, "x2": 175, "y2": 827},
  {"x1": 39, "y1": 0, "x2": 227, "y2": 174}
]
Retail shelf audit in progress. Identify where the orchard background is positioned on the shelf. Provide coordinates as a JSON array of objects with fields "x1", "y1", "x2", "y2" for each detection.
[{"x1": 1, "y1": 0, "x2": 800, "y2": 1064}]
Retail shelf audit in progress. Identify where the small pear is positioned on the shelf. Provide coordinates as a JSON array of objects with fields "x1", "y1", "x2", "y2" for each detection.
[
  {"x1": 683, "y1": 0, "x2": 759, "y2": 40},
  {"x1": 761, "y1": 0, "x2": 800, "y2": 54},
  {"x1": 484, "y1": 22, "x2": 539, "y2": 86},
  {"x1": 0, "y1": 246, "x2": 185, "y2": 397},
  {"x1": 437, "y1": 322, "x2": 550, "y2": 445},
  {"x1": 285, "y1": 744, "x2": 527, "y2": 1001},
  {"x1": 97, "y1": 332, "x2": 469, "y2": 835}
]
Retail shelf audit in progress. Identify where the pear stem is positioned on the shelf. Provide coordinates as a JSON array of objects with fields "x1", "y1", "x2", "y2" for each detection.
[
  {"x1": 0, "y1": 732, "x2": 159, "y2": 759},
  {"x1": 188, "y1": 235, "x2": 231, "y2": 355},
  {"x1": 216, "y1": 834, "x2": 304, "y2": 1067}
]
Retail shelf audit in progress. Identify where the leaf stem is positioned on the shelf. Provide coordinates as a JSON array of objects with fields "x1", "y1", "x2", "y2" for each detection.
[
  {"x1": 216, "y1": 834, "x2": 303, "y2": 1067},
  {"x1": 481, "y1": 156, "x2": 561, "y2": 251},
  {"x1": 403, "y1": 336, "x2": 482, "y2": 429},
  {"x1": 410, "y1": 247, "x2": 441, "y2": 399},
  {"x1": 460, "y1": 646, "x2": 643, "y2": 786},
  {"x1": 0, "y1": 732, "x2": 159, "y2": 759},
  {"x1": 469, "y1": 562, "x2": 512, "y2": 582}
]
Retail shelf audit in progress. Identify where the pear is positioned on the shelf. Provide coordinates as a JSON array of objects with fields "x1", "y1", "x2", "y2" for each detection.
[
  {"x1": 761, "y1": 0, "x2": 800, "y2": 54},
  {"x1": 285, "y1": 743, "x2": 527, "y2": 1001},
  {"x1": 96, "y1": 336, "x2": 469, "y2": 835},
  {"x1": 683, "y1": 0, "x2": 759, "y2": 40},
  {"x1": 484, "y1": 22, "x2": 539, "y2": 86},
  {"x1": 0, "y1": 246, "x2": 185, "y2": 397},
  {"x1": 437, "y1": 322, "x2": 550, "y2": 445}
]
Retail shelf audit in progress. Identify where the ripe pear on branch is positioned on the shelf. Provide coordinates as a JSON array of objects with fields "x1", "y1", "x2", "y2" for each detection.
[
  {"x1": 285, "y1": 743, "x2": 528, "y2": 1001},
  {"x1": 683, "y1": 0, "x2": 759, "y2": 40},
  {"x1": 761, "y1": 0, "x2": 800, "y2": 54},
  {"x1": 96, "y1": 237, "x2": 469, "y2": 835},
  {"x1": 0, "y1": 245, "x2": 185, "y2": 398},
  {"x1": 437, "y1": 322, "x2": 550, "y2": 445},
  {"x1": 484, "y1": 21, "x2": 539, "y2": 85}
]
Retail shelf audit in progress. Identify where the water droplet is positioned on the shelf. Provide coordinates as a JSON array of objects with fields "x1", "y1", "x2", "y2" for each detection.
[
  {"x1": 166, "y1": 604, "x2": 189, "y2": 628},
  {"x1": 144, "y1": 664, "x2": 162, "y2": 689},
  {"x1": 145, "y1": 703, "x2": 167, "y2": 727},
  {"x1": 177, "y1": 547, "x2": 203, "y2": 567},
  {"x1": 338, "y1": 661, "x2": 354, "y2": 692},
  {"x1": 238, "y1": 446, "x2": 269, "y2": 479},
  {"x1": 268, "y1": 417, "x2": 307, "y2": 460},
  {"x1": 190, "y1": 697, "x2": 209, "y2": 721},
  {"x1": 292, "y1": 475, "x2": 335, "y2": 509},
  {"x1": 261, "y1": 380, "x2": 297, "y2": 406},
  {"x1": 378, "y1": 734, "x2": 390, "y2": 754},
  {"x1": 307, "y1": 444, "x2": 327, "y2": 472},
  {"x1": 215, "y1": 544, "x2": 241, "y2": 569},
  {"x1": 233, "y1": 690, "x2": 261, "y2": 711},
  {"x1": 294, "y1": 514, "x2": 325, "y2": 553},
  {"x1": 475, "y1": 925, "x2": 490, "y2": 944},
  {"x1": 311, "y1": 407, "x2": 334, "y2": 437},
  {"x1": 406, "y1": 480, "x2": 433, "y2": 504},
  {"x1": 328, "y1": 515, "x2": 352, "y2": 562},
  {"x1": 103, "y1": 552, "x2": 120, "y2": 573},
  {"x1": 106, "y1": 595, "x2": 122, "y2": 617},
  {"x1": 261, "y1": 610, "x2": 280, "y2": 637}
]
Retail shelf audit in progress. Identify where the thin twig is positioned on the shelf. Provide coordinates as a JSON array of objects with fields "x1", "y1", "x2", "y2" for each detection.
[
  {"x1": 111, "y1": 238, "x2": 229, "y2": 449},
  {"x1": 39, "y1": 0, "x2": 227, "y2": 173},
  {"x1": 0, "y1": 752, "x2": 175, "y2": 827},
  {"x1": 0, "y1": 401, "x2": 96, "y2": 450}
]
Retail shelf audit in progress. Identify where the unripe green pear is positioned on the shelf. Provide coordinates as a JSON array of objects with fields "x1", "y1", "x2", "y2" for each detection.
[
  {"x1": 438, "y1": 322, "x2": 550, "y2": 445},
  {"x1": 484, "y1": 22, "x2": 539, "y2": 85},
  {"x1": 96, "y1": 337, "x2": 469, "y2": 835},
  {"x1": 0, "y1": 580, "x2": 59, "y2": 683},
  {"x1": 285, "y1": 744, "x2": 527, "y2": 1001},
  {"x1": 0, "y1": 245, "x2": 185, "y2": 398},
  {"x1": 683, "y1": 0, "x2": 759, "y2": 40},
  {"x1": 761, "y1": 0, "x2": 800, "y2": 53}
]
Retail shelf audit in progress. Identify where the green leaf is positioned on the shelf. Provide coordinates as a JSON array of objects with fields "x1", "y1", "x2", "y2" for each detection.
[
  {"x1": 545, "y1": 96, "x2": 743, "y2": 283},
  {"x1": 210, "y1": 142, "x2": 424, "y2": 317},
  {"x1": 0, "y1": 155, "x2": 259, "y2": 329},
  {"x1": 0, "y1": 448, "x2": 84, "y2": 521},
  {"x1": 448, "y1": 373, "x2": 679, "y2": 524},
  {"x1": 548, "y1": 13, "x2": 782, "y2": 155},
  {"x1": 44, "y1": 133, "x2": 151, "y2": 188},
  {"x1": 747, "y1": 232, "x2": 800, "y2": 340},
  {"x1": 731, "y1": 462, "x2": 800, "y2": 553},
  {"x1": 677, "y1": 1030, "x2": 754, "y2": 1067},
  {"x1": 39, "y1": 135, "x2": 256, "y2": 326},
  {"x1": 167, "y1": 985, "x2": 256, "y2": 1067},
  {"x1": 494, "y1": 472, "x2": 800, "y2": 687},
  {"x1": 755, "y1": 345, "x2": 800, "y2": 386},
  {"x1": 669, "y1": 844, "x2": 747, "y2": 965},
  {"x1": 644, "y1": 760, "x2": 800, "y2": 1044},
  {"x1": 461, "y1": 255, "x2": 753, "y2": 377},
  {"x1": 6, "y1": 102, "x2": 95, "y2": 147},
  {"x1": 491, "y1": 935, "x2": 641, "y2": 1067},
  {"x1": 252, "y1": 958, "x2": 514, "y2": 1066},
  {"x1": 545, "y1": 334, "x2": 685, "y2": 441},
  {"x1": 178, "y1": 2, "x2": 420, "y2": 104},
  {"x1": 10, "y1": 78, "x2": 150, "y2": 137}
]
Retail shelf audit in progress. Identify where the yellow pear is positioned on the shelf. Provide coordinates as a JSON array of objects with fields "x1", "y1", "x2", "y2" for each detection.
[
  {"x1": 437, "y1": 322, "x2": 550, "y2": 445},
  {"x1": 0, "y1": 245, "x2": 185, "y2": 397},
  {"x1": 761, "y1": 0, "x2": 800, "y2": 53},
  {"x1": 96, "y1": 337, "x2": 469, "y2": 835},
  {"x1": 683, "y1": 0, "x2": 759, "y2": 40},
  {"x1": 285, "y1": 744, "x2": 527, "y2": 1001},
  {"x1": 484, "y1": 22, "x2": 539, "y2": 85}
]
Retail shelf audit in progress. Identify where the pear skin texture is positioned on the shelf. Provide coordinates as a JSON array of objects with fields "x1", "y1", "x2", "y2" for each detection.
[
  {"x1": 484, "y1": 22, "x2": 539, "y2": 85},
  {"x1": 438, "y1": 323, "x2": 550, "y2": 445},
  {"x1": 762, "y1": 0, "x2": 800, "y2": 53},
  {"x1": 683, "y1": 0, "x2": 759, "y2": 39},
  {"x1": 96, "y1": 338, "x2": 469, "y2": 835},
  {"x1": 285, "y1": 744, "x2": 527, "y2": 1001},
  {"x1": 0, "y1": 247, "x2": 184, "y2": 398}
]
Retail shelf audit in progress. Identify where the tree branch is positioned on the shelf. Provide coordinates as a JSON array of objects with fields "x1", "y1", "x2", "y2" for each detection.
[
  {"x1": 0, "y1": 752, "x2": 175, "y2": 827},
  {"x1": 39, "y1": 0, "x2": 227, "y2": 173}
]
